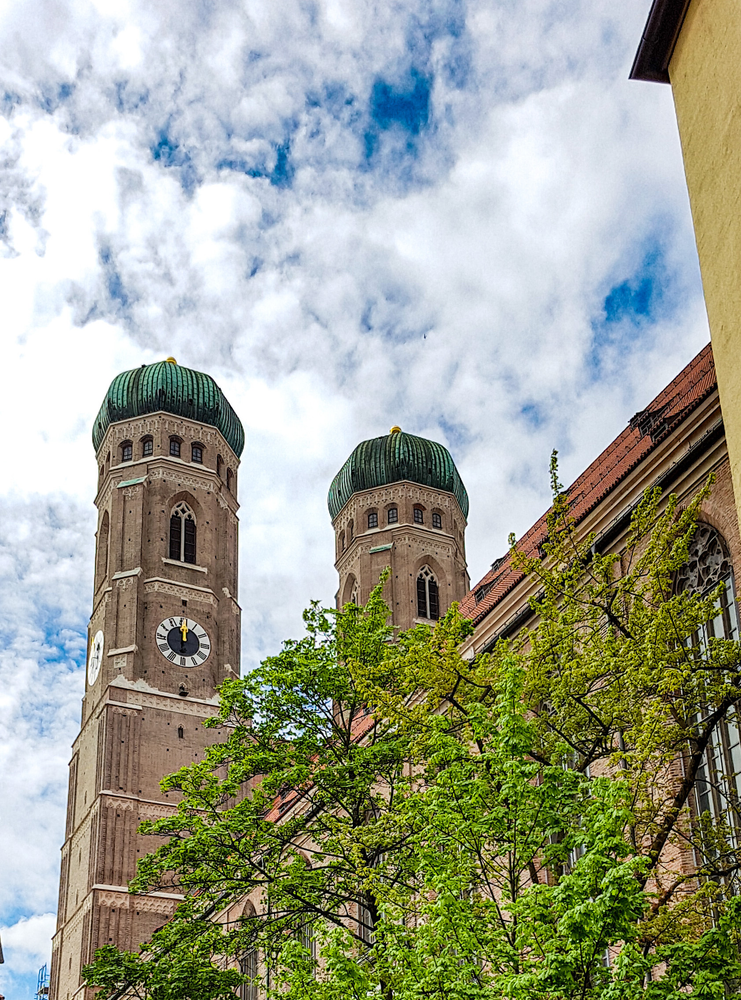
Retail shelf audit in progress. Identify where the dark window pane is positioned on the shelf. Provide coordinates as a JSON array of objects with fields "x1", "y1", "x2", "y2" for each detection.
[
  {"x1": 432, "y1": 512, "x2": 442, "y2": 529},
  {"x1": 142, "y1": 438, "x2": 153, "y2": 457},
  {"x1": 122, "y1": 443, "x2": 132, "y2": 462},
  {"x1": 368, "y1": 511, "x2": 378, "y2": 529},
  {"x1": 429, "y1": 578, "x2": 439, "y2": 620},
  {"x1": 387, "y1": 507, "x2": 398, "y2": 524},
  {"x1": 169, "y1": 515, "x2": 182, "y2": 560},
  {"x1": 184, "y1": 518, "x2": 196, "y2": 564},
  {"x1": 192, "y1": 445, "x2": 202, "y2": 463},
  {"x1": 417, "y1": 575, "x2": 427, "y2": 618},
  {"x1": 414, "y1": 508, "x2": 424, "y2": 524},
  {"x1": 170, "y1": 439, "x2": 181, "y2": 457}
]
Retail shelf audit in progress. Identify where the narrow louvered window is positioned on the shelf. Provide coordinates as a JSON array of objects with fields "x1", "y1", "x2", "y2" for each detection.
[
  {"x1": 184, "y1": 517, "x2": 196, "y2": 564},
  {"x1": 169, "y1": 514, "x2": 181, "y2": 560}
]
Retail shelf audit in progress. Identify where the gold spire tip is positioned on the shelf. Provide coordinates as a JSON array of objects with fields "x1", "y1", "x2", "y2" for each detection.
[
  {"x1": 389, "y1": 425, "x2": 401, "y2": 434},
  {"x1": 165, "y1": 356, "x2": 177, "y2": 364}
]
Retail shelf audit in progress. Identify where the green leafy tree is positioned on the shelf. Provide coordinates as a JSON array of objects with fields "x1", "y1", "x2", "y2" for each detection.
[{"x1": 84, "y1": 468, "x2": 741, "y2": 1000}]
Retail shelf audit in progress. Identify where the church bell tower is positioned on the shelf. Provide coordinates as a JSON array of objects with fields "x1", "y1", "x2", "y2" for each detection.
[
  {"x1": 328, "y1": 427, "x2": 469, "y2": 629},
  {"x1": 50, "y1": 359, "x2": 244, "y2": 1000}
]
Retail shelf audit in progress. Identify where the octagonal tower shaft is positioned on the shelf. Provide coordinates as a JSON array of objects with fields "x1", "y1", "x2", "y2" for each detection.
[{"x1": 50, "y1": 403, "x2": 242, "y2": 1000}]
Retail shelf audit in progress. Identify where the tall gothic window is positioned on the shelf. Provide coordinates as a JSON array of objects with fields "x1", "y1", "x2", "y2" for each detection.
[
  {"x1": 169, "y1": 501, "x2": 197, "y2": 564},
  {"x1": 417, "y1": 566, "x2": 439, "y2": 620},
  {"x1": 96, "y1": 511, "x2": 110, "y2": 587},
  {"x1": 677, "y1": 522, "x2": 741, "y2": 862}
]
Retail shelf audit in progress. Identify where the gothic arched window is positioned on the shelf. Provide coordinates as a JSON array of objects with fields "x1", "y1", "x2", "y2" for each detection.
[
  {"x1": 96, "y1": 511, "x2": 110, "y2": 587},
  {"x1": 121, "y1": 441, "x2": 132, "y2": 463},
  {"x1": 677, "y1": 522, "x2": 741, "y2": 857},
  {"x1": 169, "y1": 501, "x2": 196, "y2": 564},
  {"x1": 367, "y1": 510, "x2": 378, "y2": 529},
  {"x1": 141, "y1": 436, "x2": 153, "y2": 457},
  {"x1": 414, "y1": 506, "x2": 424, "y2": 525},
  {"x1": 169, "y1": 437, "x2": 181, "y2": 458},
  {"x1": 417, "y1": 566, "x2": 439, "y2": 620},
  {"x1": 387, "y1": 506, "x2": 398, "y2": 524},
  {"x1": 432, "y1": 511, "x2": 442, "y2": 530},
  {"x1": 191, "y1": 443, "x2": 203, "y2": 464}
]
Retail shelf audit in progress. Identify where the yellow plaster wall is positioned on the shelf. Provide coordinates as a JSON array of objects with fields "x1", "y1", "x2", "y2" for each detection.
[{"x1": 669, "y1": 0, "x2": 741, "y2": 517}]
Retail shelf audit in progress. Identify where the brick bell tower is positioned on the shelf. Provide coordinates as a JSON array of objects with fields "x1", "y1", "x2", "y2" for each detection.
[
  {"x1": 50, "y1": 358, "x2": 244, "y2": 1000},
  {"x1": 328, "y1": 426, "x2": 469, "y2": 629}
]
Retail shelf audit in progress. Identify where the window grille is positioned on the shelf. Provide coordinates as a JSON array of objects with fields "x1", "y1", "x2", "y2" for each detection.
[
  {"x1": 417, "y1": 566, "x2": 439, "y2": 620},
  {"x1": 169, "y1": 502, "x2": 197, "y2": 564},
  {"x1": 387, "y1": 507, "x2": 398, "y2": 524},
  {"x1": 239, "y1": 949, "x2": 258, "y2": 1000}
]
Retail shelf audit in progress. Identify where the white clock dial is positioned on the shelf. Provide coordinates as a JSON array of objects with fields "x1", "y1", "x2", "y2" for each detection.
[
  {"x1": 156, "y1": 616, "x2": 211, "y2": 669},
  {"x1": 88, "y1": 629, "x2": 104, "y2": 685}
]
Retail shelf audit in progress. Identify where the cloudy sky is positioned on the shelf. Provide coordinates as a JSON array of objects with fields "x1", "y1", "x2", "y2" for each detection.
[{"x1": 0, "y1": 0, "x2": 709, "y2": 994}]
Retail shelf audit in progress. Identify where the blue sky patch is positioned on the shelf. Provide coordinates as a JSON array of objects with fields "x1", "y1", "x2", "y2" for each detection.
[
  {"x1": 370, "y1": 69, "x2": 431, "y2": 136},
  {"x1": 151, "y1": 125, "x2": 198, "y2": 192}
]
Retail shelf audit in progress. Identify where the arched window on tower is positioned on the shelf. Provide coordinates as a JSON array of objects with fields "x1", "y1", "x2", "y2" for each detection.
[
  {"x1": 226, "y1": 468, "x2": 234, "y2": 493},
  {"x1": 96, "y1": 511, "x2": 110, "y2": 587},
  {"x1": 217, "y1": 455, "x2": 223, "y2": 479},
  {"x1": 169, "y1": 501, "x2": 197, "y2": 564},
  {"x1": 191, "y1": 442, "x2": 203, "y2": 464},
  {"x1": 417, "y1": 566, "x2": 439, "y2": 620},
  {"x1": 169, "y1": 437, "x2": 181, "y2": 458},
  {"x1": 676, "y1": 522, "x2": 741, "y2": 862},
  {"x1": 121, "y1": 441, "x2": 133, "y2": 463},
  {"x1": 141, "y1": 436, "x2": 153, "y2": 457}
]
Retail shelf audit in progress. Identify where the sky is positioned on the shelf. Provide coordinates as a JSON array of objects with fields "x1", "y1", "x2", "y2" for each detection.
[{"x1": 0, "y1": 0, "x2": 710, "y2": 996}]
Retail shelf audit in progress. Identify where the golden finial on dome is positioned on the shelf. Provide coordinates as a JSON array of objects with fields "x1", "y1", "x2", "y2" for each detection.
[
  {"x1": 389, "y1": 425, "x2": 402, "y2": 434},
  {"x1": 166, "y1": 357, "x2": 177, "y2": 364}
]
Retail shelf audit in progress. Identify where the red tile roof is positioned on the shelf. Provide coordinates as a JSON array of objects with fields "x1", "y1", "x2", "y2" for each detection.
[{"x1": 459, "y1": 343, "x2": 717, "y2": 626}]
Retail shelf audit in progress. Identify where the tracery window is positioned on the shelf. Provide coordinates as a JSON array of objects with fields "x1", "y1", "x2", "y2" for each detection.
[
  {"x1": 677, "y1": 522, "x2": 741, "y2": 862},
  {"x1": 387, "y1": 506, "x2": 398, "y2": 524},
  {"x1": 169, "y1": 501, "x2": 197, "y2": 564},
  {"x1": 417, "y1": 566, "x2": 439, "y2": 620}
]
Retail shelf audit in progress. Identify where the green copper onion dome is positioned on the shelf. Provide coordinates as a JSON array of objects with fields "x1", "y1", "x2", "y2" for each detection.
[
  {"x1": 328, "y1": 427, "x2": 468, "y2": 520},
  {"x1": 92, "y1": 359, "x2": 244, "y2": 457}
]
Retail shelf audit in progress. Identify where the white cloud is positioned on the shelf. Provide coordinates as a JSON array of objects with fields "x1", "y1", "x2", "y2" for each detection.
[{"x1": 0, "y1": 0, "x2": 710, "y2": 993}]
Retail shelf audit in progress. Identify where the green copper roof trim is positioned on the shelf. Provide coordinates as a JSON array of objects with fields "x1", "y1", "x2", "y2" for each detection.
[
  {"x1": 92, "y1": 361, "x2": 244, "y2": 458},
  {"x1": 369, "y1": 543, "x2": 394, "y2": 553},
  {"x1": 117, "y1": 476, "x2": 147, "y2": 488},
  {"x1": 328, "y1": 430, "x2": 469, "y2": 521}
]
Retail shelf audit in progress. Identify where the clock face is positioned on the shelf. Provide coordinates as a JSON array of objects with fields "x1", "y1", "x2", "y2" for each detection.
[
  {"x1": 88, "y1": 629, "x2": 104, "y2": 685},
  {"x1": 156, "y1": 616, "x2": 211, "y2": 669}
]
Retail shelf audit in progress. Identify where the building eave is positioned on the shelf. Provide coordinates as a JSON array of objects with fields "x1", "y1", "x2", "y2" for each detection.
[{"x1": 629, "y1": 0, "x2": 693, "y2": 83}]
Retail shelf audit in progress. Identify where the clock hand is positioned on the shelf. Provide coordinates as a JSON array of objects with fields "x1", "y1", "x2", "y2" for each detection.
[{"x1": 180, "y1": 618, "x2": 189, "y2": 643}]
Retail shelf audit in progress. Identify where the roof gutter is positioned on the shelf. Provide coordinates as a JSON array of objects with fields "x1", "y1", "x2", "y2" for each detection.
[{"x1": 630, "y1": 0, "x2": 693, "y2": 83}]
